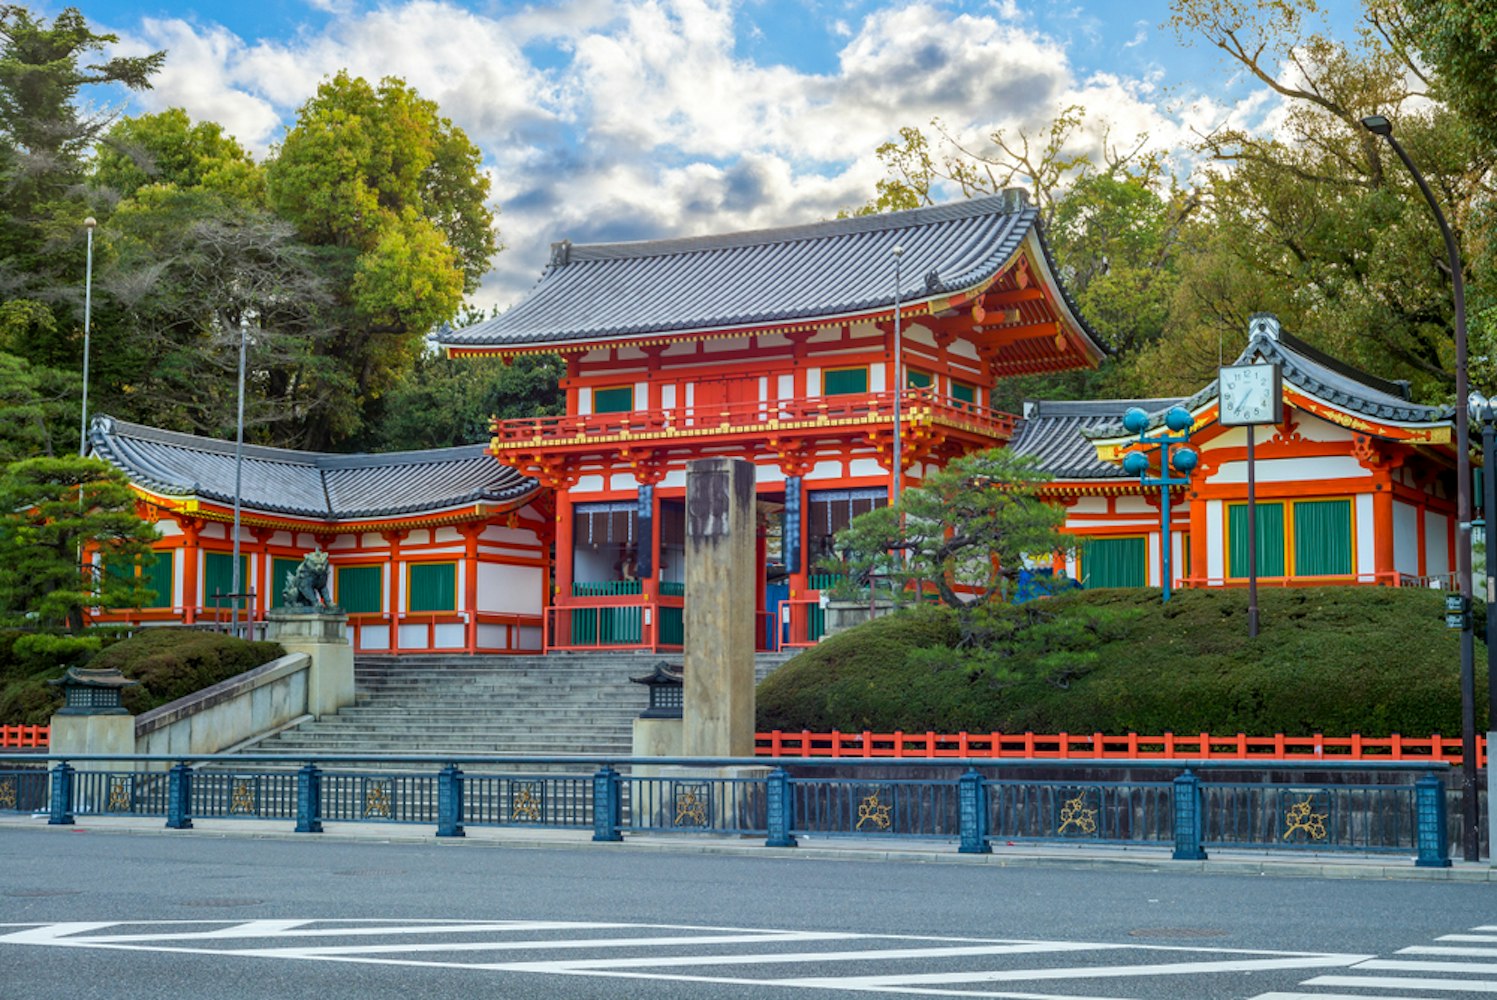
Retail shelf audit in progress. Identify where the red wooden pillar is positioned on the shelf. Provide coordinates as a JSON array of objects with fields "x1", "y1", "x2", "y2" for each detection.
[
  {"x1": 461, "y1": 523, "x2": 481, "y2": 652},
  {"x1": 382, "y1": 530, "x2": 403, "y2": 653},
  {"x1": 1373, "y1": 483, "x2": 1395, "y2": 583},
  {"x1": 554, "y1": 489, "x2": 574, "y2": 605},
  {"x1": 755, "y1": 508, "x2": 768, "y2": 650},
  {"x1": 181, "y1": 518, "x2": 201, "y2": 624}
]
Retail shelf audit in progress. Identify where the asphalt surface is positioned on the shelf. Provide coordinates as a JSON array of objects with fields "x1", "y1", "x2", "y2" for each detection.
[{"x1": 1, "y1": 820, "x2": 1495, "y2": 999}]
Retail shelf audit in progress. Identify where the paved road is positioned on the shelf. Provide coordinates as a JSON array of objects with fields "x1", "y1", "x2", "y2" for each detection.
[{"x1": 1, "y1": 828, "x2": 1493, "y2": 999}]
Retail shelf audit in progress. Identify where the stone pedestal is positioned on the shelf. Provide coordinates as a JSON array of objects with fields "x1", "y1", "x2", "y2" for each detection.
[
  {"x1": 822, "y1": 599, "x2": 895, "y2": 638},
  {"x1": 683, "y1": 457, "x2": 757, "y2": 758},
  {"x1": 266, "y1": 610, "x2": 354, "y2": 718},
  {"x1": 47, "y1": 713, "x2": 135, "y2": 760}
]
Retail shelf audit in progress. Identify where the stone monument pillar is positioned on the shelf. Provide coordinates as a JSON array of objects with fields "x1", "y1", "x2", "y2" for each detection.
[{"x1": 682, "y1": 457, "x2": 757, "y2": 757}]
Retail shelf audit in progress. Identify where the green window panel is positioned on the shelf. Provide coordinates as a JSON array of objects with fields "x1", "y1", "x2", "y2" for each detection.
[
  {"x1": 1228, "y1": 502, "x2": 1286, "y2": 578},
  {"x1": 271, "y1": 557, "x2": 302, "y2": 605},
  {"x1": 593, "y1": 386, "x2": 634, "y2": 413},
  {"x1": 1293, "y1": 499, "x2": 1353, "y2": 576},
  {"x1": 951, "y1": 381, "x2": 977, "y2": 405},
  {"x1": 141, "y1": 551, "x2": 173, "y2": 608},
  {"x1": 1081, "y1": 537, "x2": 1147, "y2": 589},
  {"x1": 659, "y1": 606, "x2": 684, "y2": 646},
  {"x1": 823, "y1": 367, "x2": 868, "y2": 395},
  {"x1": 203, "y1": 552, "x2": 250, "y2": 603},
  {"x1": 337, "y1": 565, "x2": 383, "y2": 613},
  {"x1": 571, "y1": 580, "x2": 643, "y2": 597},
  {"x1": 409, "y1": 562, "x2": 457, "y2": 612},
  {"x1": 906, "y1": 369, "x2": 933, "y2": 389}
]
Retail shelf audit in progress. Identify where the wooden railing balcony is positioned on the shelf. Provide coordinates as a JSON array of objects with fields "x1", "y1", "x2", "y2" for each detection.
[{"x1": 490, "y1": 389, "x2": 1017, "y2": 452}]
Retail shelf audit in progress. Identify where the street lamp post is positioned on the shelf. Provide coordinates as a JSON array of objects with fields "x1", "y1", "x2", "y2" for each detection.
[
  {"x1": 1121, "y1": 406, "x2": 1198, "y2": 603},
  {"x1": 1363, "y1": 113, "x2": 1479, "y2": 862},
  {"x1": 1470, "y1": 393, "x2": 1496, "y2": 855},
  {"x1": 78, "y1": 217, "x2": 96, "y2": 457},
  {"x1": 231, "y1": 321, "x2": 248, "y2": 638},
  {"x1": 891, "y1": 245, "x2": 905, "y2": 507}
]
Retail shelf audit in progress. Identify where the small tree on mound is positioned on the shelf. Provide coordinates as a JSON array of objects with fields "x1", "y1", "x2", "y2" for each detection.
[{"x1": 831, "y1": 448, "x2": 1069, "y2": 641}]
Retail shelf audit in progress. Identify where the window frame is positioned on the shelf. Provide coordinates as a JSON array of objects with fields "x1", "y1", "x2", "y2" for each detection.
[
  {"x1": 822, "y1": 366, "x2": 869, "y2": 396},
  {"x1": 335, "y1": 563, "x2": 384, "y2": 614},
  {"x1": 1225, "y1": 497, "x2": 1355, "y2": 579},
  {"x1": 407, "y1": 561, "x2": 458, "y2": 613},
  {"x1": 1079, "y1": 535, "x2": 1149, "y2": 589},
  {"x1": 592, "y1": 384, "x2": 635, "y2": 414}
]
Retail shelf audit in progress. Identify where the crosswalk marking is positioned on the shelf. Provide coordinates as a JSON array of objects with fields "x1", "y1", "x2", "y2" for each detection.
[{"x1": 9, "y1": 919, "x2": 1495, "y2": 998}]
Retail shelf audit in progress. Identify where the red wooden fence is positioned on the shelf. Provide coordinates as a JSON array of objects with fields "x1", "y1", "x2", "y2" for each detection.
[
  {"x1": 0, "y1": 725, "x2": 48, "y2": 750},
  {"x1": 755, "y1": 730, "x2": 1489, "y2": 767}
]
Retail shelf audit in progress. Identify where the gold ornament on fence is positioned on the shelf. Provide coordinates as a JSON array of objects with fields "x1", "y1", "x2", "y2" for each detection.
[
  {"x1": 511, "y1": 783, "x2": 543, "y2": 822},
  {"x1": 106, "y1": 776, "x2": 132, "y2": 812},
  {"x1": 856, "y1": 790, "x2": 892, "y2": 830},
  {"x1": 364, "y1": 779, "x2": 393, "y2": 819},
  {"x1": 1283, "y1": 795, "x2": 1328, "y2": 841},
  {"x1": 0, "y1": 777, "x2": 15, "y2": 810},
  {"x1": 674, "y1": 786, "x2": 709, "y2": 827},
  {"x1": 229, "y1": 778, "x2": 257, "y2": 815},
  {"x1": 1057, "y1": 791, "x2": 1098, "y2": 836}
]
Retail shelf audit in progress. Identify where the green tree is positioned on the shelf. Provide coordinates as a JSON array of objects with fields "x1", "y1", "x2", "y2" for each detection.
[
  {"x1": 265, "y1": 72, "x2": 499, "y2": 447},
  {"x1": 92, "y1": 107, "x2": 264, "y2": 204},
  {"x1": 0, "y1": 5, "x2": 163, "y2": 366},
  {"x1": 362, "y1": 349, "x2": 564, "y2": 451},
  {"x1": 0, "y1": 348, "x2": 73, "y2": 460},
  {"x1": 829, "y1": 449, "x2": 1067, "y2": 643},
  {"x1": 0, "y1": 456, "x2": 157, "y2": 632}
]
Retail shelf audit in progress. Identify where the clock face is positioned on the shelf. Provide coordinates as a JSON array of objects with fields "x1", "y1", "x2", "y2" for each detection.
[{"x1": 1218, "y1": 364, "x2": 1282, "y2": 426}]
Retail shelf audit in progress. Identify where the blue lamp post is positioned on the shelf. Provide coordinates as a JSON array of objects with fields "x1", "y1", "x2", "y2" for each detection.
[{"x1": 1121, "y1": 406, "x2": 1197, "y2": 602}]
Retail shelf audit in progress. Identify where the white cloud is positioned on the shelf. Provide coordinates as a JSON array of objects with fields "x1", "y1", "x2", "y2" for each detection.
[{"x1": 108, "y1": 0, "x2": 1202, "y2": 311}]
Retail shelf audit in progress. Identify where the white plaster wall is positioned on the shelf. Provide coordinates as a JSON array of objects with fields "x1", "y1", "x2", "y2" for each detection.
[
  {"x1": 201, "y1": 522, "x2": 225, "y2": 539},
  {"x1": 355, "y1": 624, "x2": 390, "y2": 650},
  {"x1": 755, "y1": 464, "x2": 786, "y2": 484},
  {"x1": 153, "y1": 519, "x2": 183, "y2": 538},
  {"x1": 579, "y1": 386, "x2": 593, "y2": 414},
  {"x1": 869, "y1": 366, "x2": 886, "y2": 392},
  {"x1": 848, "y1": 458, "x2": 884, "y2": 478},
  {"x1": 1113, "y1": 496, "x2": 1153, "y2": 514},
  {"x1": 1206, "y1": 499, "x2": 1225, "y2": 581},
  {"x1": 1355, "y1": 493, "x2": 1376, "y2": 580},
  {"x1": 635, "y1": 380, "x2": 649, "y2": 404},
  {"x1": 949, "y1": 339, "x2": 979, "y2": 359},
  {"x1": 704, "y1": 337, "x2": 746, "y2": 353},
  {"x1": 479, "y1": 524, "x2": 539, "y2": 545},
  {"x1": 663, "y1": 341, "x2": 695, "y2": 357},
  {"x1": 1070, "y1": 497, "x2": 1108, "y2": 515},
  {"x1": 170, "y1": 549, "x2": 183, "y2": 609},
  {"x1": 777, "y1": 374, "x2": 794, "y2": 401},
  {"x1": 477, "y1": 563, "x2": 543, "y2": 614},
  {"x1": 574, "y1": 474, "x2": 606, "y2": 492},
  {"x1": 807, "y1": 460, "x2": 843, "y2": 480},
  {"x1": 1289, "y1": 412, "x2": 1356, "y2": 443},
  {"x1": 905, "y1": 323, "x2": 935, "y2": 346},
  {"x1": 610, "y1": 473, "x2": 637, "y2": 491},
  {"x1": 806, "y1": 367, "x2": 822, "y2": 396},
  {"x1": 326, "y1": 535, "x2": 356, "y2": 550},
  {"x1": 1394, "y1": 500, "x2": 1420, "y2": 577},
  {"x1": 661, "y1": 469, "x2": 687, "y2": 489},
  {"x1": 661, "y1": 384, "x2": 677, "y2": 409},
  {"x1": 434, "y1": 527, "x2": 461, "y2": 543},
  {"x1": 407, "y1": 529, "x2": 430, "y2": 545},
  {"x1": 1069, "y1": 517, "x2": 1158, "y2": 529},
  {"x1": 268, "y1": 531, "x2": 293, "y2": 546},
  {"x1": 1212, "y1": 456, "x2": 1370, "y2": 484},
  {"x1": 1426, "y1": 511, "x2": 1451, "y2": 576},
  {"x1": 1147, "y1": 532, "x2": 1160, "y2": 586}
]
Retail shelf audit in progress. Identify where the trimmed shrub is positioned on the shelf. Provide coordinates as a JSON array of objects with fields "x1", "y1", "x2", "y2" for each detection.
[{"x1": 756, "y1": 587, "x2": 1486, "y2": 737}]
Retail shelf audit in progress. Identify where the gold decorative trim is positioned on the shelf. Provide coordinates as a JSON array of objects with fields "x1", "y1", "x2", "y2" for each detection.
[
  {"x1": 1283, "y1": 794, "x2": 1328, "y2": 841},
  {"x1": 363, "y1": 778, "x2": 393, "y2": 819},
  {"x1": 1057, "y1": 790, "x2": 1098, "y2": 836},
  {"x1": 855, "y1": 789, "x2": 893, "y2": 830},
  {"x1": 107, "y1": 776, "x2": 133, "y2": 813}
]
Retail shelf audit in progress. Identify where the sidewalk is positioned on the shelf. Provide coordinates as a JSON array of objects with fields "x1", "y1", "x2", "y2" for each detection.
[{"x1": 2, "y1": 811, "x2": 1492, "y2": 882}]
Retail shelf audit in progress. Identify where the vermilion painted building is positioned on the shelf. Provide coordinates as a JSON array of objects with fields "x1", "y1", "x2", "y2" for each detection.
[
  {"x1": 438, "y1": 193, "x2": 1108, "y2": 647},
  {"x1": 91, "y1": 199, "x2": 1461, "y2": 654}
]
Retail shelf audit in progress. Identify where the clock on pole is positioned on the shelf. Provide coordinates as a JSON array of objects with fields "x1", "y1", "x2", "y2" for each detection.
[{"x1": 1218, "y1": 360, "x2": 1283, "y2": 638}]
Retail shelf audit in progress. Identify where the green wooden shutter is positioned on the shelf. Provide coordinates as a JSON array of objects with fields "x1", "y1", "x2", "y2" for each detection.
[
  {"x1": 271, "y1": 557, "x2": 301, "y2": 605},
  {"x1": 951, "y1": 382, "x2": 977, "y2": 405},
  {"x1": 409, "y1": 563, "x2": 456, "y2": 612},
  {"x1": 1228, "y1": 503, "x2": 1286, "y2": 577},
  {"x1": 906, "y1": 369, "x2": 933, "y2": 389},
  {"x1": 141, "y1": 551, "x2": 173, "y2": 608},
  {"x1": 823, "y1": 368, "x2": 868, "y2": 395},
  {"x1": 593, "y1": 386, "x2": 634, "y2": 413},
  {"x1": 1082, "y1": 537, "x2": 1147, "y2": 588},
  {"x1": 202, "y1": 552, "x2": 250, "y2": 601},
  {"x1": 1293, "y1": 499, "x2": 1353, "y2": 576},
  {"x1": 337, "y1": 565, "x2": 383, "y2": 613}
]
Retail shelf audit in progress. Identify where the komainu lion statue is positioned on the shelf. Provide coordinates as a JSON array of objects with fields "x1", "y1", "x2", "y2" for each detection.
[{"x1": 282, "y1": 549, "x2": 335, "y2": 610}]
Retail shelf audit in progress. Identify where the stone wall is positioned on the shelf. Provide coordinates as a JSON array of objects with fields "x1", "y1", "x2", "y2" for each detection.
[{"x1": 134, "y1": 653, "x2": 312, "y2": 760}]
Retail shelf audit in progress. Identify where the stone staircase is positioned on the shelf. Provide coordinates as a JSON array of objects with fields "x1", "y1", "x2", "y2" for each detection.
[{"x1": 247, "y1": 650, "x2": 797, "y2": 758}]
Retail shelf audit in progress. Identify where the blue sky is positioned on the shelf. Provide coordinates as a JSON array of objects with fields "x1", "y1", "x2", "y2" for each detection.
[{"x1": 52, "y1": 0, "x2": 1367, "y2": 308}]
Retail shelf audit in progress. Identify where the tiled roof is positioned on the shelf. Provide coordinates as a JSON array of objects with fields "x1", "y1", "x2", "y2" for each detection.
[
  {"x1": 440, "y1": 193, "x2": 1107, "y2": 355},
  {"x1": 89, "y1": 416, "x2": 536, "y2": 521},
  {"x1": 1083, "y1": 315, "x2": 1454, "y2": 440},
  {"x1": 1010, "y1": 398, "x2": 1183, "y2": 480}
]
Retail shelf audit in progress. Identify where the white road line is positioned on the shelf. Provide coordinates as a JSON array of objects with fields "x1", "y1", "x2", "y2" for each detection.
[
  {"x1": 1356, "y1": 958, "x2": 1497, "y2": 974},
  {"x1": 73, "y1": 920, "x2": 650, "y2": 944},
  {"x1": 1307, "y1": 975, "x2": 1497, "y2": 993},
  {"x1": 1436, "y1": 935, "x2": 1497, "y2": 943},
  {"x1": 767, "y1": 954, "x2": 1372, "y2": 989},
  {"x1": 246, "y1": 930, "x2": 867, "y2": 958},
  {"x1": 487, "y1": 941, "x2": 1126, "y2": 972},
  {"x1": 1399, "y1": 945, "x2": 1497, "y2": 957},
  {"x1": 1249, "y1": 993, "x2": 1451, "y2": 1000}
]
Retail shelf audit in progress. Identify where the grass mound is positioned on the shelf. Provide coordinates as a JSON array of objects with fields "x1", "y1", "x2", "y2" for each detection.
[
  {"x1": 0, "y1": 627, "x2": 284, "y2": 723},
  {"x1": 755, "y1": 587, "x2": 1487, "y2": 737}
]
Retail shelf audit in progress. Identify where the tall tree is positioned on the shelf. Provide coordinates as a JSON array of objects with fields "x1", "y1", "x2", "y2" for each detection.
[
  {"x1": 266, "y1": 72, "x2": 499, "y2": 448},
  {"x1": 0, "y1": 5, "x2": 163, "y2": 364}
]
